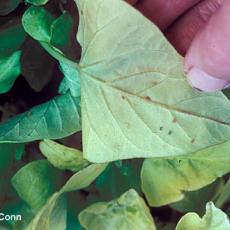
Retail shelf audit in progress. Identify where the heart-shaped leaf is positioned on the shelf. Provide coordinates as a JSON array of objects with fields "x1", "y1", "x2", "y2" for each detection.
[
  {"x1": 79, "y1": 189, "x2": 156, "y2": 230},
  {"x1": 176, "y1": 202, "x2": 230, "y2": 230},
  {"x1": 75, "y1": 0, "x2": 230, "y2": 163},
  {"x1": 0, "y1": 93, "x2": 81, "y2": 143},
  {"x1": 141, "y1": 140, "x2": 230, "y2": 207}
]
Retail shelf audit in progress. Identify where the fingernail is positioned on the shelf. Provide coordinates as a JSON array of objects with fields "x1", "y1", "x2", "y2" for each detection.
[
  {"x1": 223, "y1": 82, "x2": 230, "y2": 89},
  {"x1": 186, "y1": 67, "x2": 229, "y2": 92}
]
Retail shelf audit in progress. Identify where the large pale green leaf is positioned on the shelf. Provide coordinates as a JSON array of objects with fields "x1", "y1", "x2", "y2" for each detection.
[
  {"x1": 39, "y1": 140, "x2": 89, "y2": 171},
  {"x1": 141, "y1": 140, "x2": 230, "y2": 207},
  {"x1": 176, "y1": 202, "x2": 230, "y2": 230},
  {"x1": 27, "y1": 163, "x2": 107, "y2": 230},
  {"x1": 11, "y1": 160, "x2": 56, "y2": 212},
  {"x1": 79, "y1": 189, "x2": 156, "y2": 230},
  {"x1": 75, "y1": 0, "x2": 230, "y2": 163},
  {"x1": 0, "y1": 51, "x2": 21, "y2": 94},
  {"x1": 0, "y1": 93, "x2": 81, "y2": 143}
]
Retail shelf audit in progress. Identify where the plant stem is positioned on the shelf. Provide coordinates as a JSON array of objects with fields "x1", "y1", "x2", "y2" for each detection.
[
  {"x1": 40, "y1": 41, "x2": 80, "y2": 71},
  {"x1": 215, "y1": 177, "x2": 230, "y2": 208}
]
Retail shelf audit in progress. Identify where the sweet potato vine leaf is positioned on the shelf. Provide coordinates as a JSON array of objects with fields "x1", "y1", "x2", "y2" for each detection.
[
  {"x1": 39, "y1": 139, "x2": 89, "y2": 172},
  {"x1": 0, "y1": 51, "x2": 21, "y2": 94},
  {"x1": 75, "y1": 0, "x2": 230, "y2": 163},
  {"x1": 79, "y1": 189, "x2": 156, "y2": 230},
  {"x1": 25, "y1": 0, "x2": 49, "y2": 6},
  {"x1": 12, "y1": 159, "x2": 107, "y2": 230},
  {"x1": 0, "y1": 93, "x2": 81, "y2": 143},
  {"x1": 27, "y1": 163, "x2": 107, "y2": 230},
  {"x1": 0, "y1": 20, "x2": 26, "y2": 57},
  {"x1": 176, "y1": 202, "x2": 230, "y2": 230},
  {"x1": 22, "y1": 6, "x2": 53, "y2": 43},
  {"x1": 22, "y1": 6, "x2": 80, "y2": 96},
  {"x1": 11, "y1": 160, "x2": 57, "y2": 213},
  {"x1": 141, "y1": 140, "x2": 230, "y2": 207}
]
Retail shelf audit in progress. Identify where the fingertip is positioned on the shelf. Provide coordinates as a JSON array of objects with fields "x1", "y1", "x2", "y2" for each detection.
[
  {"x1": 184, "y1": 0, "x2": 230, "y2": 92},
  {"x1": 126, "y1": 0, "x2": 139, "y2": 5},
  {"x1": 186, "y1": 67, "x2": 229, "y2": 92}
]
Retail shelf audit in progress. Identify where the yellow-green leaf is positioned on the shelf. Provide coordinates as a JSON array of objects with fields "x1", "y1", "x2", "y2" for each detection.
[
  {"x1": 176, "y1": 202, "x2": 230, "y2": 230},
  {"x1": 79, "y1": 189, "x2": 156, "y2": 230},
  {"x1": 75, "y1": 0, "x2": 230, "y2": 163},
  {"x1": 26, "y1": 163, "x2": 107, "y2": 230},
  {"x1": 11, "y1": 160, "x2": 56, "y2": 212},
  {"x1": 0, "y1": 51, "x2": 21, "y2": 94},
  {"x1": 39, "y1": 140, "x2": 89, "y2": 171}
]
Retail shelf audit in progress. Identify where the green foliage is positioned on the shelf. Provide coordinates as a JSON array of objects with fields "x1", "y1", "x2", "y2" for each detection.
[
  {"x1": 176, "y1": 202, "x2": 230, "y2": 230},
  {"x1": 215, "y1": 178, "x2": 230, "y2": 208},
  {"x1": 95, "y1": 160, "x2": 142, "y2": 200},
  {"x1": 141, "y1": 140, "x2": 230, "y2": 207},
  {"x1": 26, "y1": 163, "x2": 107, "y2": 229},
  {"x1": 0, "y1": 22, "x2": 26, "y2": 57},
  {"x1": 39, "y1": 139, "x2": 89, "y2": 171},
  {"x1": 0, "y1": 93, "x2": 81, "y2": 143},
  {"x1": 0, "y1": 51, "x2": 21, "y2": 93},
  {"x1": 22, "y1": 6, "x2": 53, "y2": 42},
  {"x1": 11, "y1": 160, "x2": 57, "y2": 212},
  {"x1": 59, "y1": 62, "x2": 81, "y2": 97},
  {"x1": 79, "y1": 189, "x2": 156, "y2": 230},
  {"x1": 0, "y1": 144, "x2": 23, "y2": 171},
  {"x1": 0, "y1": 0, "x2": 230, "y2": 229},
  {"x1": 171, "y1": 179, "x2": 224, "y2": 214},
  {"x1": 25, "y1": 0, "x2": 49, "y2": 6},
  {"x1": 50, "y1": 12, "x2": 73, "y2": 51}
]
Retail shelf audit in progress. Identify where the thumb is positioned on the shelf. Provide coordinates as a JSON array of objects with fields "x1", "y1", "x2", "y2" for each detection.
[{"x1": 184, "y1": 0, "x2": 230, "y2": 92}]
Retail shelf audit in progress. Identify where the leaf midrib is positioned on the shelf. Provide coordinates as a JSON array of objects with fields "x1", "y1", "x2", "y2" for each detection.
[{"x1": 81, "y1": 69, "x2": 230, "y2": 126}]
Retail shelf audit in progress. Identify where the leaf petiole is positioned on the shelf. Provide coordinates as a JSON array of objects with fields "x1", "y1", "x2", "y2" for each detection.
[{"x1": 40, "y1": 41, "x2": 80, "y2": 70}]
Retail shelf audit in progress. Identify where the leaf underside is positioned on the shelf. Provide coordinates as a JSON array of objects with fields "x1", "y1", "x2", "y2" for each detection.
[{"x1": 75, "y1": 0, "x2": 230, "y2": 163}]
